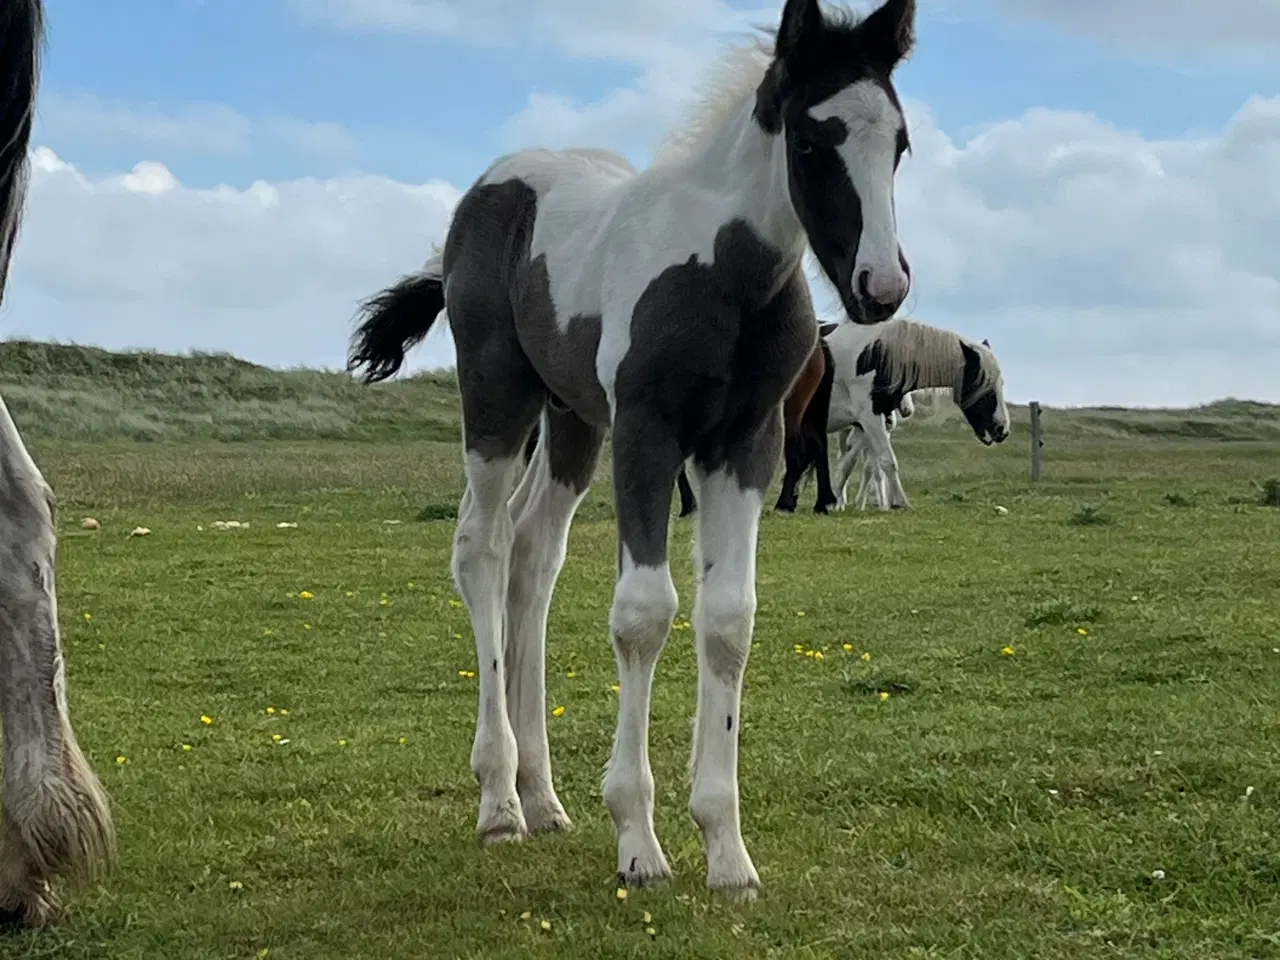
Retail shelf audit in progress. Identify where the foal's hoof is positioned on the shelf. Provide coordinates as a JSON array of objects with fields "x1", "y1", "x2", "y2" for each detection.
[
  {"x1": 476, "y1": 798, "x2": 528, "y2": 846},
  {"x1": 521, "y1": 792, "x2": 573, "y2": 835},
  {"x1": 617, "y1": 844, "x2": 673, "y2": 888},
  {"x1": 707, "y1": 866, "x2": 762, "y2": 903}
]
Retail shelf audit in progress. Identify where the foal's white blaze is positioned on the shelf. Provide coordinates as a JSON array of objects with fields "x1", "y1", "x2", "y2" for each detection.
[
  {"x1": 689, "y1": 467, "x2": 764, "y2": 896},
  {"x1": 809, "y1": 79, "x2": 908, "y2": 305},
  {"x1": 603, "y1": 547, "x2": 679, "y2": 883}
]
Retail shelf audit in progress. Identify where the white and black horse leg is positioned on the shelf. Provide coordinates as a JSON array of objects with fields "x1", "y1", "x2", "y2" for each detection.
[
  {"x1": 503, "y1": 406, "x2": 603, "y2": 834},
  {"x1": 858, "y1": 411, "x2": 909, "y2": 510},
  {"x1": 832, "y1": 426, "x2": 860, "y2": 511},
  {"x1": 685, "y1": 411, "x2": 780, "y2": 900},
  {"x1": 0, "y1": 0, "x2": 115, "y2": 926},
  {"x1": 603, "y1": 412, "x2": 682, "y2": 887},
  {"x1": 450, "y1": 326, "x2": 548, "y2": 845}
]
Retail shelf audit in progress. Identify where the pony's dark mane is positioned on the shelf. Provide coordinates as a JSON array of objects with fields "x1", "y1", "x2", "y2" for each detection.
[{"x1": 0, "y1": 0, "x2": 43, "y2": 306}]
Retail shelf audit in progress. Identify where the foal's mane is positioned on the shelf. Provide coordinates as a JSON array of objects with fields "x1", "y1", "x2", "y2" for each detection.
[
  {"x1": 649, "y1": 2, "x2": 871, "y2": 170},
  {"x1": 649, "y1": 39, "x2": 773, "y2": 168},
  {"x1": 871, "y1": 319, "x2": 1000, "y2": 404}
]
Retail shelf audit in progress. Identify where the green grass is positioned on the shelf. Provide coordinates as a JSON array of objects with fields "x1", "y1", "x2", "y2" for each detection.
[{"x1": 3, "y1": 344, "x2": 1280, "y2": 958}]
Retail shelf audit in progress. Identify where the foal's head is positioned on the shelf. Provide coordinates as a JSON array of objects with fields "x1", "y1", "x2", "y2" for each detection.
[
  {"x1": 958, "y1": 339, "x2": 1010, "y2": 446},
  {"x1": 756, "y1": 0, "x2": 916, "y2": 326}
]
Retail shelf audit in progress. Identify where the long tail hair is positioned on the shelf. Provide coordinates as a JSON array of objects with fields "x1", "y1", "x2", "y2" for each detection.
[
  {"x1": 0, "y1": 0, "x2": 43, "y2": 305},
  {"x1": 347, "y1": 249, "x2": 446, "y2": 384}
]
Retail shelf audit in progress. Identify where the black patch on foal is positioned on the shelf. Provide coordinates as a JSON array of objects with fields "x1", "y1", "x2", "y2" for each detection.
[
  {"x1": 613, "y1": 220, "x2": 815, "y2": 567},
  {"x1": 442, "y1": 177, "x2": 609, "y2": 471}
]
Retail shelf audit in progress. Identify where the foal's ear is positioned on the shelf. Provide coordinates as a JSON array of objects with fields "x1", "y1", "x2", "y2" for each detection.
[
  {"x1": 775, "y1": 0, "x2": 824, "y2": 63},
  {"x1": 981, "y1": 338, "x2": 991, "y2": 348},
  {"x1": 857, "y1": 0, "x2": 916, "y2": 72}
]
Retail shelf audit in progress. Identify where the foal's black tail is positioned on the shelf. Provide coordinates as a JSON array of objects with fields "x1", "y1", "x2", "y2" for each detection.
[
  {"x1": 0, "y1": 0, "x2": 44, "y2": 306},
  {"x1": 347, "y1": 252, "x2": 446, "y2": 384}
]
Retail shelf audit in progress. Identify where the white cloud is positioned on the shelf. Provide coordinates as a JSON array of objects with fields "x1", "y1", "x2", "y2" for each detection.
[
  {"x1": 6, "y1": 81, "x2": 1280, "y2": 407},
  {"x1": 3, "y1": 149, "x2": 460, "y2": 373},
  {"x1": 991, "y1": 0, "x2": 1280, "y2": 55},
  {"x1": 38, "y1": 94, "x2": 356, "y2": 158}
]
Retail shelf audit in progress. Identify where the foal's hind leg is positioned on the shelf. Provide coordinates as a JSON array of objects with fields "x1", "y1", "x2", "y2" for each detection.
[
  {"x1": 450, "y1": 310, "x2": 546, "y2": 843},
  {"x1": 505, "y1": 407, "x2": 603, "y2": 834},
  {"x1": 0, "y1": 396, "x2": 115, "y2": 925}
]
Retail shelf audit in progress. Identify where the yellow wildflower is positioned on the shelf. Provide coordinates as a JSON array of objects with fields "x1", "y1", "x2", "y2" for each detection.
[
  {"x1": 567, "y1": 671, "x2": 577, "y2": 678},
  {"x1": 814, "y1": 651, "x2": 825, "y2": 661},
  {"x1": 861, "y1": 652, "x2": 872, "y2": 662},
  {"x1": 843, "y1": 643, "x2": 854, "y2": 653},
  {"x1": 345, "y1": 591, "x2": 355, "y2": 598},
  {"x1": 280, "y1": 709, "x2": 289, "y2": 716},
  {"x1": 643, "y1": 911, "x2": 652, "y2": 923},
  {"x1": 201, "y1": 715, "x2": 213, "y2": 725},
  {"x1": 399, "y1": 737, "x2": 407, "y2": 745},
  {"x1": 796, "y1": 610, "x2": 806, "y2": 618},
  {"x1": 182, "y1": 744, "x2": 192, "y2": 753},
  {"x1": 879, "y1": 691, "x2": 890, "y2": 702},
  {"x1": 338, "y1": 739, "x2": 348, "y2": 747},
  {"x1": 520, "y1": 911, "x2": 532, "y2": 921},
  {"x1": 299, "y1": 591, "x2": 314, "y2": 600},
  {"x1": 272, "y1": 734, "x2": 282, "y2": 742},
  {"x1": 115, "y1": 755, "x2": 127, "y2": 765},
  {"x1": 540, "y1": 920, "x2": 552, "y2": 932},
  {"x1": 610, "y1": 684, "x2": 621, "y2": 693},
  {"x1": 84, "y1": 612, "x2": 93, "y2": 621},
  {"x1": 1076, "y1": 627, "x2": 1089, "y2": 636},
  {"x1": 229, "y1": 880, "x2": 244, "y2": 891},
  {"x1": 266, "y1": 706, "x2": 276, "y2": 715},
  {"x1": 1001, "y1": 646, "x2": 1016, "y2": 656},
  {"x1": 646, "y1": 926, "x2": 657, "y2": 937},
  {"x1": 615, "y1": 887, "x2": 628, "y2": 900},
  {"x1": 552, "y1": 705, "x2": 566, "y2": 718}
]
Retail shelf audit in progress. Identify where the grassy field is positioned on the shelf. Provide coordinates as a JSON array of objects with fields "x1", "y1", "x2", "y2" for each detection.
[{"x1": 3, "y1": 345, "x2": 1280, "y2": 959}]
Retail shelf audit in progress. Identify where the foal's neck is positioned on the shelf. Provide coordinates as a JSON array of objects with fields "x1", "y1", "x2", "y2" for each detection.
[{"x1": 681, "y1": 99, "x2": 805, "y2": 275}]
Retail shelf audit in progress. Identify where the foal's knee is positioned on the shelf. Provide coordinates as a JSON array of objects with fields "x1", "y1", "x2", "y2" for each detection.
[
  {"x1": 610, "y1": 564, "x2": 678, "y2": 665},
  {"x1": 697, "y1": 586, "x2": 755, "y2": 681}
]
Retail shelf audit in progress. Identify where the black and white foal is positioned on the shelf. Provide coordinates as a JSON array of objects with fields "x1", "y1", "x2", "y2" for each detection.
[{"x1": 350, "y1": 0, "x2": 918, "y2": 899}]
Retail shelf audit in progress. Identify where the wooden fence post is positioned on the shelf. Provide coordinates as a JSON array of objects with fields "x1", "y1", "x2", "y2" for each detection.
[{"x1": 1029, "y1": 401, "x2": 1043, "y2": 482}]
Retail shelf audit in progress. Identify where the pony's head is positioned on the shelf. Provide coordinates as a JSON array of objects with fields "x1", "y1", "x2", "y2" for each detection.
[
  {"x1": 756, "y1": 0, "x2": 916, "y2": 326},
  {"x1": 957, "y1": 340, "x2": 1009, "y2": 445}
]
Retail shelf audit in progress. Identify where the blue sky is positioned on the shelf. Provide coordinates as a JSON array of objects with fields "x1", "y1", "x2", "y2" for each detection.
[
  {"x1": 39, "y1": 0, "x2": 1280, "y2": 188},
  {"x1": 11, "y1": 0, "x2": 1280, "y2": 406}
]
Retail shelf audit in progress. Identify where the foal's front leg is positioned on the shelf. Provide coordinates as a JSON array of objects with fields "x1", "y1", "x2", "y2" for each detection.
[
  {"x1": 603, "y1": 415, "x2": 681, "y2": 887},
  {"x1": 687, "y1": 453, "x2": 772, "y2": 900}
]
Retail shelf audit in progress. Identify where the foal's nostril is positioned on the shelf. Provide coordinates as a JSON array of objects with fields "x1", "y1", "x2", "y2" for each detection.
[{"x1": 855, "y1": 268, "x2": 873, "y2": 303}]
